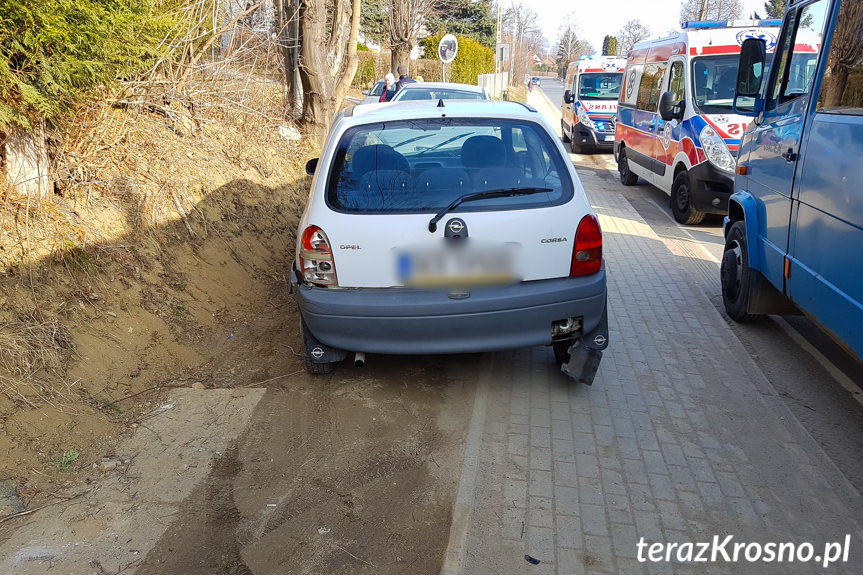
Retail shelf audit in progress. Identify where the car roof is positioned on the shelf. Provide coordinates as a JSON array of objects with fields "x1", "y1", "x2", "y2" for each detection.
[
  {"x1": 397, "y1": 81, "x2": 485, "y2": 92},
  {"x1": 341, "y1": 99, "x2": 537, "y2": 125}
]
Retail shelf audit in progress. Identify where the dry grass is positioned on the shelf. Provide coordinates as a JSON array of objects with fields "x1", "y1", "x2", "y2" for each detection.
[
  {"x1": 0, "y1": 309, "x2": 72, "y2": 376},
  {"x1": 0, "y1": 309, "x2": 77, "y2": 409},
  {"x1": 0, "y1": 23, "x2": 311, "y2": 410},
  {"x1": 0, "y1": 16, "x2": 309, "y2": 272}
]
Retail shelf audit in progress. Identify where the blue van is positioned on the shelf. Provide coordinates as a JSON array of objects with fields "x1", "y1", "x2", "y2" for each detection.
[{"x1": 721, "y1": 0, "x2": 863, "y2": 361}]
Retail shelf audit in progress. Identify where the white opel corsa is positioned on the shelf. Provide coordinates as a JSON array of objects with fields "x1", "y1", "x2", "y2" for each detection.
[{"x1": 293, "y1": 100, "x2": 609, "y2": 384}]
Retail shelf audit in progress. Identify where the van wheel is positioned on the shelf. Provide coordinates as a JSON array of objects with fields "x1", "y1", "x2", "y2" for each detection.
[
  {"x1": 671, "y1": 172, "x2": 706, "y2": 225},
  {"x1": 721, "y1": 221, "x2": 763, "y2": 322},
  {"x1": 561, "y1": 121, "x2": 571, "y2": 143},
  {"x1": 570, "y1": 137, "x2": 583, "y2": 154},
  {"x1": 618, "y1": 149, "x2": 638, "y2": 185}
]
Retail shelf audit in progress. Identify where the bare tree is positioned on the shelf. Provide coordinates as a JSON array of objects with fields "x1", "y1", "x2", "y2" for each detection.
[
  {"x1": 680, "y1": 0, "x2": 743, "y2": 23},
  {"x1": 555, "y1": 27, "x2": 591, "y2": 77},
  {"x1": 503, "y1": 3, "x2": 543, "y2": 85},
  {"x1": 617, "y1": 19, "x2": 651, "y2": 56},
  {"x1": 390, "y1": 0, "x2": 450, "y2": 74},
  {"x1": 299, "y1": 0, "x2": 361, "y2": 139}
]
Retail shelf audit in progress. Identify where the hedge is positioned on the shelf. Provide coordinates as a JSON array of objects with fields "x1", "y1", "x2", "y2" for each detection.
[
  {"x1": 420, "y1": 34, "x2": 493, "y2": 85},
  {"x1": 0, "y1": 0, "x2": 181, "y2": 129}
]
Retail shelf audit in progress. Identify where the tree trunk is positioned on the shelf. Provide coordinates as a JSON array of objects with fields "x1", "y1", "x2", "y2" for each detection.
[
  {"x1": 2, "y1": 122, "x2": 51, "y2": 202},
  {"x1": 699, "y1": 0, "x2": 709, "y2": 21},
  {"x1": 276, "y1": 0, "x2": 303, "y2": 117},
  {"x1": 299, "y1": 0, "x2": 361, "y2": 141},
  {"x1": 822, "y1": 64, "x2": 850, "y2": 109},
  {"x1": 821, "y1": 1, "x2": 863, "y2": 109},
  {"x1": 390, "y1": 43, "x2": 412, "y2": 76}
]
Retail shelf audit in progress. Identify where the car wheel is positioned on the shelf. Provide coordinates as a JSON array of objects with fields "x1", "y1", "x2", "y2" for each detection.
[
  {"x1": 570, "y1": 137, "x2": 583, "y2": 154},
  {"x1": 670, "y1": 171, "x2": 706, "y2": 225},
  {"x1": 561, "y1": 121, "x2": 571, "y2": 143},
  {"x1": 302, "y1": 323, "x2": 337, "y2": 375},
  {"x1": 618, "y1": 148, "x2": 638, "y2": 185},
  {"x1": 553, "y1": 339, "x2": 573, "y2": 368},
  {"x1": 720, "y1": 221, "x2": 763, "y2": 322}
]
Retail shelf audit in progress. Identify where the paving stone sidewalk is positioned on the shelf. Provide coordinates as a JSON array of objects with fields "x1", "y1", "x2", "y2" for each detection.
[{"x1": 448, "y1": 92, "x2": 863, "y2": 575}]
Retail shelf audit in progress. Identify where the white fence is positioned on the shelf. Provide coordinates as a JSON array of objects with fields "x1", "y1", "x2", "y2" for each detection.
[{"x1": 478, "y1": 72, "x2": 510, "y2": 99}]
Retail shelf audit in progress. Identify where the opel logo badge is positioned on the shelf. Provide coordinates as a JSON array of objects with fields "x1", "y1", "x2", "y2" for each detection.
[
  {"x1": 311, "y1": 346, "x2": 325, "y2": 359},
  {"x1": 447, "y1": 220, "x2": 465, "y2": 234},
  {"x1": 593, "y1": 334, "x2": 607, "y2": 347}
]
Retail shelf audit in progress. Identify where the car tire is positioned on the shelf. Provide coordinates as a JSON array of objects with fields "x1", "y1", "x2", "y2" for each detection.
[
  {"x1": 302, "y1": 322, "x2": 337, "y2": 374},
  {"x1": 553, "y1": 339, "x2": 573, "y2": 368},
  {"x1": 561, "y1": 121, "x2": 571, "y2": 143},
  {"x1": 670, "y1": 171, "x2": 706, "y2": 225},
  {"x1": 720, "y1": 221, "x2": 763, "y2": 322},
  {"x1": 570, "y1": 137, "x2": 583, "y2": 154},
  {"x1": 618, "y1": 148, "x2": 638, "y2": 186}
]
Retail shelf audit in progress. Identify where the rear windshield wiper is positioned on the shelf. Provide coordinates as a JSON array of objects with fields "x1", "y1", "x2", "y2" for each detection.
[
  {"x1": 428, "y1": 187, "x2": 553, "y2": 232},
  {"x1": 416, "y1": 133, "x2": 471, "y2": 156},
  {"x1": 393, "y1": 133, "x2": 433, "y2": 149}
]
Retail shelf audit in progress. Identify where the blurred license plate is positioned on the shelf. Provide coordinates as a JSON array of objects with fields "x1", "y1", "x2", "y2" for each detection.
[
  {"x1": 396, "y1": 243, "x2": 519, "y2": 287},
  {"x1": 604, "y1": 134, "x2": 615, "y2": 142}
]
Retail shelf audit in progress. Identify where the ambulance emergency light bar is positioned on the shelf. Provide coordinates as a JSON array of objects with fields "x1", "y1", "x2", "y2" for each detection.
[{"x1": 681, "y1": 19, "x2": 782, "y2": 29}]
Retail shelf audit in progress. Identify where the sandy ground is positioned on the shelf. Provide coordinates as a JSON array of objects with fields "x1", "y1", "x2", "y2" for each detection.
[
  {"x1": 0, "y1": 79, "x2": 312, "y2": 543},
  {"x1": 0, "y1": 78, "x2": 479, "y2": 574},
  {"x1": 1, "y1": 388, "x2": 264, "y2": 573}
]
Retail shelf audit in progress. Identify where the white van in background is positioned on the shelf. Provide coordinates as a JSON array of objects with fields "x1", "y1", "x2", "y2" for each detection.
[
  {"x1": 614, "y1": 20, "x2": 781, "y2": 224},
  {"x1": 561, "y1": 56, "x2": 627, "y2": 154}
]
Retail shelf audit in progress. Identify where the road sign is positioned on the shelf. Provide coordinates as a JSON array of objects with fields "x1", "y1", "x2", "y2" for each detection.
[
  {"x1": 438, "y1": 34, "x2": 458, "y2": 64},
  {"x1": 496, "y1": 43, "x2": 510, "y2": 62}
]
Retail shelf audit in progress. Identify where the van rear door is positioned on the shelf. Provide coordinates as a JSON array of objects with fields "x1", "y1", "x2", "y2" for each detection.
[{"x1": 737, "y1": 0, "x2": 829, "y2": 289}]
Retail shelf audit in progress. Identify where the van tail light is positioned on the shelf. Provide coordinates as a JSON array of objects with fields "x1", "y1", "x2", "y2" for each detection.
[
  {"x1": 299, "y1": 225, "x2": 338, "y2": 286},
  {"x1": 571, "y1": 215, "x2": 602, "y2": 276}
]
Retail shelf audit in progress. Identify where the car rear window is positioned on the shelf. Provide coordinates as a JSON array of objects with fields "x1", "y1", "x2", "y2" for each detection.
[
  {"x1": 396, "y1": 89, "x2": 486, "y2": 101},
  {"x1": 326, "y1": 118, "x2": 573, "y2": 213}
]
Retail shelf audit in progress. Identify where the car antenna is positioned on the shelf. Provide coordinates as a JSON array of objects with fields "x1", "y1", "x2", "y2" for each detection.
[{"x1": 437, "y1": 99, "x2": 445, "y2": 108}]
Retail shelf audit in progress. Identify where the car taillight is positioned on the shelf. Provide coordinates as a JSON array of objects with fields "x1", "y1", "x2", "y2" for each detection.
[
  {"x1": 571, "y1": 215, "x2": 602, "y2": 276},
  {"x1": 299, "y1": 225, "x2": 338, "y2": 286}
]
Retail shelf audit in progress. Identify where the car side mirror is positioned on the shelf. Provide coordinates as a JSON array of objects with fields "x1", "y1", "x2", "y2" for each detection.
[
  {"x1": 658, "y1": 91, "x2": 684, "y2": 122},
  {"x1": 563, "y1": 89, "x2": 572, "y2": 104},
  {"x1": 736, "y1": 38, "x2": 766, "y2": 98},
  {"x1": 362, "y1": 89, "x2": 369, "y2": 95},
  {"x1": 305, "y1": 158, "x2": 318, "y2": 176}
]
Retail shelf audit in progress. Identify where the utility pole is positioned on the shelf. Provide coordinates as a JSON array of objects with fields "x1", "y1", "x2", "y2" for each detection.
[
  {"x1": 494, "y1": 2, "x2": 502, "y2": 98},
  {"x1": 512, "y1": 9, "x2": 517, "y2": 88}
]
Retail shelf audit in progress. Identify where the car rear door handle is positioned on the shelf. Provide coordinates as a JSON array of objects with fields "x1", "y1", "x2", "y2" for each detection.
[{"x1": 782, "y1": 149, "x2": 798, "y2": 162}]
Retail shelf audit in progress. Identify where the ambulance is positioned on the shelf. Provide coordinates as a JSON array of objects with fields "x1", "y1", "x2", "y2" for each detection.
[
  {"x1": 561, "y1": 55, "x2": 628, "y2": 153},
  {"x1": 614, "y1": 20, "x2": 781, "y2": 224}
]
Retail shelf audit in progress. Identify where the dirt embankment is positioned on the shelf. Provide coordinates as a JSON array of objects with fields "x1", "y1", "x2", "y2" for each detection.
[{"x1": 0, "y1": 78, "x2": 314, "y2": 514}]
